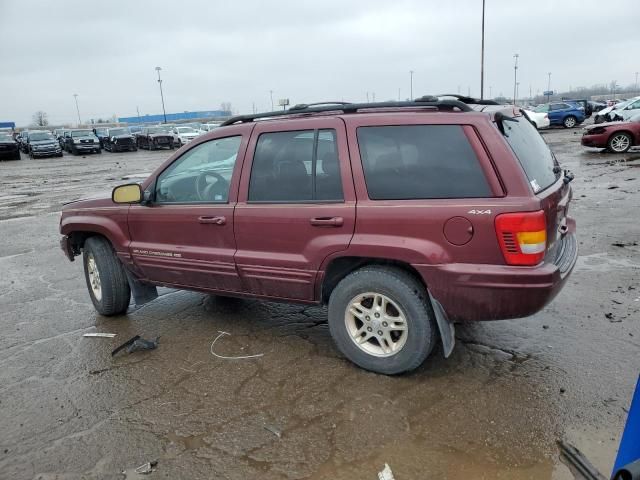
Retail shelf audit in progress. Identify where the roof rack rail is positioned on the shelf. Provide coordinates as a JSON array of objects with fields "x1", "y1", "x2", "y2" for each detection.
[
  {"x1": 437, "y1": 94, "x2": 500, "y2": 106},
  {"x1": 221, "y1": 98, "x2": 473, "y2": 126}
]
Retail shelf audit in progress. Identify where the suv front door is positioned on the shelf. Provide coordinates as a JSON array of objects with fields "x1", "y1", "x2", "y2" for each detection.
[
  {"x1": 127, "y1": 130, "x2": 251, "y2": 291},
  {"x1": 234, "y1": 117, "x2": 356, "y2": 301}
]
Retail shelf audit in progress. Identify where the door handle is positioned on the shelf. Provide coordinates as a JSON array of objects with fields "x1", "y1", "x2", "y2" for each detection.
[
  {"x1": 310, "y1": 216, "x2": 343, "y2": 227},
  {"x1": 198, "y1": 215, "x2": 226, "y2": 225}
]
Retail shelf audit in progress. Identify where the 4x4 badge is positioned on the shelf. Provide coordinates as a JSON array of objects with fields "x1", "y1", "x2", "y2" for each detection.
[{"x1": 467, "y1": 209, "x2": 492, "y2": 215}]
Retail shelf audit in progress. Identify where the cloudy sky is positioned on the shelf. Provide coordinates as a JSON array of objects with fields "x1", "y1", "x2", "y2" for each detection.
[{"x1": 0, "y1": 0, "x2": 637, "y2": 126}]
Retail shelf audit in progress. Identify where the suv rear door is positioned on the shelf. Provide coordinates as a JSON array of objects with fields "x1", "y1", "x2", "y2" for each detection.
[{"x1": 234, "y1": 117, "x2": 356, "y2": 301}]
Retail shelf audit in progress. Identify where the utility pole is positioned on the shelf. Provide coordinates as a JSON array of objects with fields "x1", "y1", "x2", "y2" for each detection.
[
  {"x1": 512, "y1": 53, "x2": 519, "y2": 105},
  {"x1": 155, "y1": 67, "x2": 167, "y2": 123},
  {"x1": 252, "y1": 102, "x2": 256, "y2": 114},
  {"x1": 269, "y1": 90, "x2": 274, "y2": 111},
  {"x1": 409, "y1": 70, "x2": 414, "y2": 99},
  {"x1": 547, "y1": 72, "x2": 552, "y2": 103},
  {"x1": 73, "y1": 94, "x2": 81, "y2": 125},
  {"x1": 136, "y1": 106, "x2": 141, "y2": 123},
  {"x1": 516, "y1": 82, "x2": 520, "y2": 105},
  {"x1": 480, "y1": 0, "x2": 486, "y2": 99},
  {"x1": 489, "y1": 86, "x2": 492, "y2": 98},
  {"x1": 635, "y1": 72, "x2": 639, "y2": 96},
  {"x1": 372, "y1": 92, "x2": 375, "y2": 102},
  {"x1": 398, "y1": 88, "x2": 401, "y2": 101}
]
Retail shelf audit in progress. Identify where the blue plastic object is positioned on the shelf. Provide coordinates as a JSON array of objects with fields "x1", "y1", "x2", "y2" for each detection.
[{"x1": 614, "y1": 375, "x2": 640, "y2": 474}]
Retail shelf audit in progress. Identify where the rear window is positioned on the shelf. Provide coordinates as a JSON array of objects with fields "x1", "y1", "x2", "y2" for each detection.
[
  {"x1": 502, "y1": 116, "x2": 558, "y2": 192},
  {"x1": 356, "y1": 125, "x2": 491, "y2": 200}
]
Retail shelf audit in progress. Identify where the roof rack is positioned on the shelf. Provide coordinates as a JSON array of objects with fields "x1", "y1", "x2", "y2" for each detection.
[
  {"x1": 437, "y1": 94, "x2": 501, "y2": 106},
  {"x1": 220, "y1": 97, "x2": 473, "y2": 126}
]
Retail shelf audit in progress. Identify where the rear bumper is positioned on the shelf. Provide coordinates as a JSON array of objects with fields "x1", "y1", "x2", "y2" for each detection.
[{"x1": 415, "y1": 232, "x2": 578, "y2": 322}]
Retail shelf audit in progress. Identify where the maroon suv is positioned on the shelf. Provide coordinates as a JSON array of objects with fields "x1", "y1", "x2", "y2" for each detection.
[{"x1": 59, "y1": 98, "x2": 577, "y2": 374}]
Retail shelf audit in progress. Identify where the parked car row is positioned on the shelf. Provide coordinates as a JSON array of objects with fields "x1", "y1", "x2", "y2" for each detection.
[
  {"x1": 593, "y1": 96, "x2": 640, "y2": 124},
  {"x1": 533, "y1": 102, "x2": 586, "y2": 128},
  {"x1": 14, "y1": 130, "x2": 63, "y2": 158},
  {"x1": 582, "y1": 112, "x2": 640, "y2": 153},
  {"x1": 0, "y1": 133, "x2": 21, "y2": 160}
]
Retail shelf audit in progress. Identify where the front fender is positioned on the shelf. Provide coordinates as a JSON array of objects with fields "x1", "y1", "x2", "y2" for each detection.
[{"x1": 60, "y1": 210, "x2": 130, "y2": 253}]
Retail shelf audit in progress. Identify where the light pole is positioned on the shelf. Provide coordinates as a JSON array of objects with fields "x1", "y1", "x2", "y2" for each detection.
[
  {"x1": 515, "y1": 82, "x2": 520, "y2": 105},
  {"x1": 73, "y1": 94, "x2": 81, "y2": 125},
  {"x1": 547, "y1": 72, "x2": 552, "y2": 103},
  {"x1": 409, "y1": 70, "x2": 414, "y2": 99},
  {"x1": 480, "y1": 0, "x2": 486, "y2": 99},
  {"x1": 155, "y1": 67, "x2": 167, "y2": 124},
  {"x1": 489, "y1": 85, "x2": 492, "y2": 98},
  {"x1": 512, "y1": 53, "x2": 519, "y2": 105},
  {"x1": 635, "y1": 72, "x2": 639, "y2": 96},
  {"x1": 269, "y1": 90, "x2": 274, "y2": 111}
]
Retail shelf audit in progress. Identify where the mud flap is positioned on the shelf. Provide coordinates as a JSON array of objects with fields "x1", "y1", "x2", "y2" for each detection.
[
  {"x1": 124, "y1": 270, "x2": 158, "y2": 306},
  {"x1": 428, "y1": 292, "x2": 455, "y2": 358}
]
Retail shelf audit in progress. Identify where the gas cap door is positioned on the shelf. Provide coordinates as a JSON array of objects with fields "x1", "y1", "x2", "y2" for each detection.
[{"x1": 443, "y1": 216, "x2": 474, "y2": 246}]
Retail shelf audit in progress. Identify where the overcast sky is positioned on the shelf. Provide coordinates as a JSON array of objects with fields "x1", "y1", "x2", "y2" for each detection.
[{"x1": 1, "y1": 0, "x2": 638, "y2": 126}]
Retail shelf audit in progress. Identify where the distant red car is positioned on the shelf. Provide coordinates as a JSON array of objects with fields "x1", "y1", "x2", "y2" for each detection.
[{"x1": 581, "y1": 116, "x2": 640, "y2": 153}]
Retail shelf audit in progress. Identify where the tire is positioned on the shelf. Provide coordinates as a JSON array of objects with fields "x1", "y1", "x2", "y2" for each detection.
[
  {"x1": 132, "y1": 146, "x2": 138, "y2": 152},
  {"x1": 607, "y1": 132, "x2": 632, "y2": 153},
  {"x1": 327, "y1": 266, "x2": 437, "y2": 375},
  {"x1": 56, "y1": 152, "x2": 63, "y2": 157},
  {"x1": 149, "y1": 140, "x2": 156, "y2": 151},
  {"x1": 82, "y1": 236, "x2": 131, "y2": 316},
  {"x1": 96, "y1": 148, "x2": 102, "y2": 154},
  {"x1": 71, "y1": 146, "x2": 78, "y2": 155},
  {"x1": 563, "y1": 116, "x2": 577, "y2": 128}
]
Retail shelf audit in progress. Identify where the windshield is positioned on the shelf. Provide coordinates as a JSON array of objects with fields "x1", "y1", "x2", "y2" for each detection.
[
  {"x1": 29, "y1": 132, "x2": 54, "y2": 141},
  {"x1": 109, "y1": 128, "x2": 128, "y2": 136},
  {"x1": 176, "y1": 127, "x2": 196, "y2": 134},
  {"x1": 534, "y1": 104, "x2": 549, "y2": 113},
  {"x1": 0, "y1": 134, "x2": 13, "y2": 142},
  {"x1": 501, "y1": 116, "x2": 559, "y2": 193},
  {"x1": 95, "y1": 128, "x2": 107, "y2": 135},
  {"x1": 71, "y1": 130, "x2": 93, "y2": 137},
  {"x1": 147, "y1": 127, "x2": 170, "y2": 134}
]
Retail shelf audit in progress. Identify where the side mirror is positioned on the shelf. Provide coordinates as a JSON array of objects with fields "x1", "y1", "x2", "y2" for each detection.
[{"x1": 112, "y1": 183, "x2": 142, "y2": 204}]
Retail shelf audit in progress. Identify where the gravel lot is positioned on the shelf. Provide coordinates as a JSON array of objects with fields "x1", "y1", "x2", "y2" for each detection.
[{"x1": 1, "y1": 128, "x2": 639, "y2": 479}]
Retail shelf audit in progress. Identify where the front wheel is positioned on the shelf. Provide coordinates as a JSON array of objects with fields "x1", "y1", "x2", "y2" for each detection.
[
  {"x1": 328, "y1": 267, "x2": 437, "y2": 375},
  {"x1": 607, "y1": 132, "x2": 632, "y2": 153},
  {"x1": 563, "y1": 116, "x2": 577, "y2": 128},
  {"x1": 83, "y1": 236, "x2": 131, "y2": 316}
]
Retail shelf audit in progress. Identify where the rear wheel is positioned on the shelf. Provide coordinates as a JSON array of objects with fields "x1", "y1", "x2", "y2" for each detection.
[
  {"x1": 328, "y1": 266, "x2": 437, "y2": 375},
  {"x1": 563, "y1": 115, "x2": 577, "y2": 128},
  {"x1": 607, "y1": 132, "x2": 632, "y2": 153},
  {"x1": 83, "y1": 236, "x2": 131, "y2": 316}
]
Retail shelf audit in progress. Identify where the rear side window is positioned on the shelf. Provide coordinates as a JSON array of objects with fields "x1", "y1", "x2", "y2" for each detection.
[
  {"x1": 501, "y1": 117, "x2": 558, "y2": 193},
  {"x1": 356, "y1": 125, "x2": 491, "y2": 200},
  {"x1": 249, "y1": 129, "x2": 343, "y2": 202}
]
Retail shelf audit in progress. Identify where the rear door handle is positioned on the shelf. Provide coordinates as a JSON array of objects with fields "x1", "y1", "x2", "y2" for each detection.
[
  {"x1": 310, "y1": 216, "x2": 343, "y2": 227},
  {"x1": 198, "y1": 215, "x2": 226, "y2": 225}
]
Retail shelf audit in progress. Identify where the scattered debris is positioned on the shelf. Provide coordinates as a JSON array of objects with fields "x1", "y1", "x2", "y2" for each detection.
[
  {"x1": 605, "y1": 312, "x2": 614, "y2": 319},
  {"x1": 608, "y1": 185, "x2": 620, "y2": 189},
  {"x1": 111, "y1": 335, "x2": 140, "y2": 356},
  {"x1": 83, "y1": 333, "x2": 116, "y2": 338},
  {"x1": 543, "y1": 325, "x2": 550, "y2": 329},
  {"x1": 127, "y1": 337, "x2": 159, "y2": 353},
  {"x1": 378, "y1": 463, "x2": 395, "y2": 480},
  {"x1": 134, "y1": 460, "x2": 158, "y2": 474},
  {"x1": 210, "y1": 331, "x2": 264, "y2": 360},
  {"x1": 560, "y1": 388, "x2": 566, "y2": 394},
  {"x1": 264, "y1": 424, "x2": 282, "y2": 438},
  {"x1": 558, "y1": 440, "x2": 606, "y2": 480},
  {"x1": 605, "y1": 313, "x2": 622, "y2": 323},
  {"x1": 612, "y1": 241, "x2": 638, "y2": 247},
  {"x1": 612, "y1": 299, "x2": 623, "y2": 305}
]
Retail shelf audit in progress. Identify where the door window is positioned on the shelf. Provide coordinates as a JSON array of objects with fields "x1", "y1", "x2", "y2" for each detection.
[
  {"x1": 248, "y1": 129, "x2": 343, "y2": 202},
  {"x1": 155, "y1": 136, "x2": 241, "y2": 203},
  {"x1": 356, "y1": 125, "x2": 491, "y2": 200}
]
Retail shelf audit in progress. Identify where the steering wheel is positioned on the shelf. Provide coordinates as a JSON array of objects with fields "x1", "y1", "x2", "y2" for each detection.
[{"x1": 196, "y1": 171, "x2": 229, "y2": 201}]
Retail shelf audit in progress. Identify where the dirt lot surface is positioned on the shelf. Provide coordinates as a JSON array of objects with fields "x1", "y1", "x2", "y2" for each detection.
[{"x1": 1, "y1": 129, "x2": 639, "y2": 479}]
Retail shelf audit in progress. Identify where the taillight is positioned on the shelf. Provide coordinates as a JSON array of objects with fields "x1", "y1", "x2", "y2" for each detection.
[{"x1": 495, "y1": 211, "x2": 547, "y2": 266}]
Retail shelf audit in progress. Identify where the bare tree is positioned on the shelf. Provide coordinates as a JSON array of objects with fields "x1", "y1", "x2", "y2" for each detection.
[
  {"x1": 32, "y1": 111, "x2": 49, "y2": 127},
  {"x1": 220, "y1": 102, "x2": 232, "y2": 113}
]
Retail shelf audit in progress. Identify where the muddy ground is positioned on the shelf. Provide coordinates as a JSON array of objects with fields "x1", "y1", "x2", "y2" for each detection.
[{"x1": 0, "y1": 128, "x2": 639, "y2": 480}]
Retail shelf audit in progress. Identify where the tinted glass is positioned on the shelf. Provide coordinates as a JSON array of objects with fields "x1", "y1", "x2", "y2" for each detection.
[
  {"x1": 155, "y1": 136, "x2": 241, "y2": 203},
  {"x1": 109, "y1": 128, "x2": 128, "y2": 136},
  {"x1": 357, "y1": 125, "x2": 491, "y2": 200},
  {"x1": 249, "y1": 129, "x2": 342, "y2": 202},
  {"x1": 501, "y1": 117, "x2": 558, "y2": 193},
  {"x1": 0, "y1": 134, "x2": 13, "y2": 141}
]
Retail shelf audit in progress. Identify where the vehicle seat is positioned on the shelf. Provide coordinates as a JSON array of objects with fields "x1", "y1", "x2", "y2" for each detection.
[
  {"x1": 273, "y1": 159, "x2": 311, "y2": 201},
  {"x1": 316, "y1": 152, "x2": 343, "y2": 200}
]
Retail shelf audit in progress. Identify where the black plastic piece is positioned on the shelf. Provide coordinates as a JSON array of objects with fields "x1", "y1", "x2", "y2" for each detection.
[
  {"x1": 221, "y1": 99, "x2": 473, "y2": 126},
  {"x1": 124, "y1": 270, "x2": 158, "y2": 305},
  {"x1": 437, "y1": 94, "x2": 501, "y2": 105}
]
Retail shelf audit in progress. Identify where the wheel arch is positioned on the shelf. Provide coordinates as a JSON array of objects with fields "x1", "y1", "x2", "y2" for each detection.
[{"x1": 608, "y1": 129, "x2": 635, "y2": 144}]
